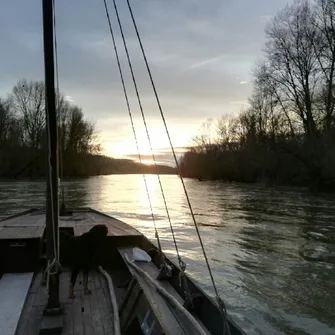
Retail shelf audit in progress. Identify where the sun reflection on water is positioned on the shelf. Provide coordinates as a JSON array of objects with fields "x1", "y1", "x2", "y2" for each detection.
[{"x1": 136, "y1": 174, "x2": 159, "y2": 217}]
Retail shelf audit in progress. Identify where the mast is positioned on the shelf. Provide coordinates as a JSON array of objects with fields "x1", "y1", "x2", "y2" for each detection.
[{"x1": 42, "y1": 0, "x2": 61, "y2": 313}]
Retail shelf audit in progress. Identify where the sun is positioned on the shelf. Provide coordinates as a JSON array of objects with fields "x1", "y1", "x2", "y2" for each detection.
[
  {"x1": 100, "y1": 123, "x2": 194, "y2": 161},
  {"x1": 103, "y1": 137, "x2": 163, "y2": 160},
  {"x1": 103, "y1": 126, "x2": 170, "y2": 158}
]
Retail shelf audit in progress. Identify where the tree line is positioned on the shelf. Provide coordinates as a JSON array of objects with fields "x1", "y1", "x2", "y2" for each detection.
[
  {"x1": 180, "y1": 0, "x2": 335, "y2": 191},
  {"x1": 0, "y1": 79, "x2": 175, "y2": 178}
]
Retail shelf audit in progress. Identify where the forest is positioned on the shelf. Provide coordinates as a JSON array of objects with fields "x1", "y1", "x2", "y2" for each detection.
[
  {"x1": 0, "y1": 79, "x2": 175, "y2": 179},
  {"x1": 180, "y1": 0, "x2": 335, "y2": 191}
]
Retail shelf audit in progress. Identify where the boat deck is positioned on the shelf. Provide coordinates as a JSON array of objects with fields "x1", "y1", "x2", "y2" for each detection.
[
  {"x1": 15, "y1": 270, "x2": 115, "y2": 335},
  {"x1": 0, "y1": 208, "x2": 141, "y2": 239}
]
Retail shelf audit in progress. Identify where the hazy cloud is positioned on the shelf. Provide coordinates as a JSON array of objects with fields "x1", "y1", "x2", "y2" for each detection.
[
  {"x1": 65, "y1": 95, "x2": 74, "y2": 103},
  {"x1": 0, "y1": 0, "x2": 294, "y2": 158}
]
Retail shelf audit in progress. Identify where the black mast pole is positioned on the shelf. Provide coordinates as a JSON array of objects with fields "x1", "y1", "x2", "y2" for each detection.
[{"x1": 42, "y1": 0, "x2": 60, "y2": 313}]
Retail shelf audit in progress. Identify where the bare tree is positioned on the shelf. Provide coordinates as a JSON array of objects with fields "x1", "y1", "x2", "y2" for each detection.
[
  {"x1": 265, "y1": 1, "x2": 319, "y2": 136},
  {"x1": 313, "y1": 0, "x2": 335, "y2": 129},
  {"x1": 10, "y1": 79, "x2": 45, "y2": 149},
  {"x1": 216, "y1": 115, "x2": 241, "y2": 150},
  {"x1": 0, "y1": 98, "x2": 12, "y2": 144},
  {"x1": 192, "y1": 118, "x2": 215, "y2": 153},
  {"x1": 65, "y1": 106, "x2": 98, "y2": 154}
]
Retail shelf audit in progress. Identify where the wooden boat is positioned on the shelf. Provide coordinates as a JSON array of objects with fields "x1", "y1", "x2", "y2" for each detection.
[
  {"x1": 0, "y1": 0, "x2": 247, "y2": 334},
  {"x1": 0, "y1": 207, "x2": 246, "y2": 335}
]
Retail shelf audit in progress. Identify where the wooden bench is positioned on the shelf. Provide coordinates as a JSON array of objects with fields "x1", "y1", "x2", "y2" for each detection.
[{"x1": 0, "y1": 273, "x2": 34, "y2": 335}]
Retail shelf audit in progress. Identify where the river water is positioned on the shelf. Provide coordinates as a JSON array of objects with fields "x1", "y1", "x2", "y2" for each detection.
[{"x1": 0, "y1": 175, "x2": 335, "y2": 335}]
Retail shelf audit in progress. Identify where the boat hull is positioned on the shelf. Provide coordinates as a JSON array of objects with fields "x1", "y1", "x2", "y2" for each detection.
[{"x1": 0, "y1": 208, "x2": 246, "y2": 335}]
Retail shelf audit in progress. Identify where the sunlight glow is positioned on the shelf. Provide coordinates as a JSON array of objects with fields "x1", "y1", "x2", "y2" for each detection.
[
  {"x1": 101, "y1": 123, "x2": 196, "y2": 160},
  {"x1": 136, "y1": 174, "x2": 159, "y2": 216}
]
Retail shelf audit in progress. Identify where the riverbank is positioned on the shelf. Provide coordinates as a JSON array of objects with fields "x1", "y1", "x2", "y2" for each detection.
[
  {"x1": 180, "y1": 145, "x2": 335, "y2": 192},
  {"x1": 0, "y1": 152, "x2": 176, "y2": 179}
]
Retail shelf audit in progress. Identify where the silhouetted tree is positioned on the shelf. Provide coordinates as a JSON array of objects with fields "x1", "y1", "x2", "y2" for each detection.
[
  {"x1": 181, "y1": 0, "x2": 335, "y2": 190},
  {"x1": 0, "y1": 79, "x2": 173, "y2": 178},
  {"x1": 10, "y1": 79, "x2": 45, "y2": 150}
]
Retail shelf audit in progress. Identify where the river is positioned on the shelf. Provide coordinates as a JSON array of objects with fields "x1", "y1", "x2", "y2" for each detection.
[{"x1": 1, "y1": 175, "x2": 335, "y2": 335}]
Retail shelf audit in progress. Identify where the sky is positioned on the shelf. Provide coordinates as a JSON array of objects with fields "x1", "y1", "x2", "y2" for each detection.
[{"x1": 0, "y1": 0, "x2": 292, "y2": 165}]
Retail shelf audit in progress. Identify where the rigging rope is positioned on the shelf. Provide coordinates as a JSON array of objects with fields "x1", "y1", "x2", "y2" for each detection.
[
  {"x1": 98, "y1": 266, "x2": 121, "y2": 335},
  {"x1": 102, "y1": 0, "x2": 162, "y2": 256},
  {"x1": 124, "y1": 1, "x2": 231, "y2": 333},
  {"x1": 52, "y1": 0, "x2": 65, "y2": 209},
  {"x1": 110, "y1": 0, "x2": 184, "y2": 270}
]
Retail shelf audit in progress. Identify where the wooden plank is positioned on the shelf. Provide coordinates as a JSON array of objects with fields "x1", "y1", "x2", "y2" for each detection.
[
  {"x1": 24, "y1": 305, "x2": 38, "y2": 334},
  {"x1": 72, "y1": 220, "x2": 140, "y2": 237},
  {"x1": 59, "y1": 220, "x2": 67, "y2": 228},
  {"x1": 89, "y1": 281, "x2": 105, "y2": 335},
  {"x1": 121, "y1": 248, "x2": 211, "y2": 335},
  {"x1": 15, "y1": 293, "x2": 35, "y2": 335},
  {"x1": 2, "y1": 215, "x2": 43, "y2": 227},
  {"x1": 32, "y1": 305, "x2": 45, "y2": 334},
  {"x1": 132, "y1": 272, "x2": 185, "y2": 335},
  {"x1": 0, "y1": 227, "x2": 26, "y2": 239},
  {"x1": 59, "y1": 272, "x2": 70, "y2": 304},
  {"x1": 33, "y1": 284, "x2": 47, "y2": 307},
  {"x1": 62, "y1": 304, "x2": 74, "y2": 335},
  {"x1": 93, "y1": 272, "x2": 102, "y2": 289},
  {"x1": 72, "y1": 285, "x2": 84, "y2": 335},
  {"x1": 35, "y1": 217, "x2": 46, "y2": 226},
  {"x1": 30, "y1": 272, "x2": 43, "y2": 294},
  {"x1": 138, "y1": 262, "x2": 184, "y2": 305},
  {"x1": 18, "y1": 226, "x2": 38, "y2": 239},
  {"x1": 0, "y1": 272, "x2": 34, "y2": 335},
  {"x1": 1, "y1": 224, "x2": 44, "y2": 227},
  {"x1": 107, "y1": 217, "x2": 140, "y2": 233},
  {"x1": 66, "y1": 220, "x2": 76, "y2": 228},
  {"x1": 36, "y1": 226, "x2": 45, "y2": 238},
  {"x1": 88, "y1": 211, "x2": 141, "y2": 236},
  {"x1": 73, "y1": 226, "x2": 89, "y2": 237},
  {"x1": 80, "y1": 287, "x2": 94, "y2": 335},
  {"x1": 104, "y1": 223, "x2": 129, "y2": 236},
  {"x1": 120, "y1": 247, "x2": 184, "y2": 303},
  {"x1": 118, "y1": 247, "x2": 187, "y2": 335},
  {"x1": 60, "y1": 272, "x2": 73, "y2": 335},
  {"x1": 84, "y1": 212, "x2": 97, "y2": 222},
  {"x1": 94, "y1": 273, "x2": 113, "y2": 334},
  {"x1": 99, "y1": 274, "x2": 113, "y2": 315}
]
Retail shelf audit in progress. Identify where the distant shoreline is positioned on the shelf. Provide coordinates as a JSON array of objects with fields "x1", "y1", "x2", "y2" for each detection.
[{"x1": 0, "y1": 171, "x2": 177, "y2": 182}]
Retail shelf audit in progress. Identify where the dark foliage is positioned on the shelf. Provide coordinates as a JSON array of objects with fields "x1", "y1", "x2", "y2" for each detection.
[{"x1": 0, "y1": 79, "x2": 175, "y2": 179}]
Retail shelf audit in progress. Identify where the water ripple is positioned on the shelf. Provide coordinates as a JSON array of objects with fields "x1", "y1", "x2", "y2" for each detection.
[{"x1": 0, "y1": 175, "x2": 335, "y2": 335}]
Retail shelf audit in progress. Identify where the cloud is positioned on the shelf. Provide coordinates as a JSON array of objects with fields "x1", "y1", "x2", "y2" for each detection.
[
  {"x1": 65, "y1": 95, "x2": 74, "y2": 102},
  {"x1": 260, "y1": 14, "x2": 273, "y2": 23},
  {"x1": 0, "y1": 0, "x2": 294, "y2": 157},
  {"x1": 188, "y1": 54, "x2": 226, "y2": 70},
  {"x1": 125, "y1": 151, "x2": 185, "y2": 167},
  {"x1": 229, "y1": 100, "x2": 249, "y2": 105}
]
